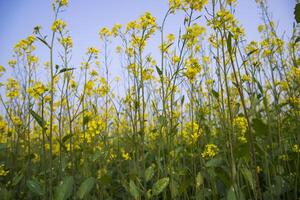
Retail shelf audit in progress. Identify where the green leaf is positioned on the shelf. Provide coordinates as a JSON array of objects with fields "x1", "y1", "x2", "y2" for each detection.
[
  {"x1": 205, "y1": 157, "x2": 223, "y2": 168},
  {"x1": 56, "y1": 68, "x2": 76, "y2": 76},
  {"x1": 152, "y1": 177, "x2": 170, "y2": 196},
  {"x1": 169, "y1": 179, "x2": 179, "y2": 198},
  {"x1": 12, "y1": 171, "x2": 24, "y2": 186},
  {"x1": 295, "y1": 3, "x2": 300, "y2": 23},
  {"x1": 211, "y1": 89, "x2": 219, "y2": 99},
  {"x1": 181, "y1": 95, "x2": 185, "y2": 105},
  {"x1": 241, "y1": 168, "x2": 254, "y2": 190},
  {"x1": 252, "y1": 118, "x2": 268, "y2": 137},
  {"x1": 196, "y1": 172, "x2": 204, "y2": 188},
  {"x1": 62, "y1": 134, "x2": 73, "y2": 143},
  {"x1": 227, "y1": 32, "x2": 233, "y2": 54},
  {"x1": 226, "y1": 186, "x2": 237, "y2": 200},
  {"x1": 129, "y1": 180, "x2": 140, "y2": 199},
  {"x1": 55, "y1": 176, "x2": 74, "y2": 200},
  {"x1": 30, "y1": 109, "x2": 46, "y2": 130},
  {"x1": 155, "y1": 65, "x2": 163, "y2": 77},
  {"x1": 77, "y1": 177, "x2": 96, "y2": 199},
  {"x1": 145, "y1": 164, "x2": 155, "y2": 182},
  {"x1": 247, "y1": 49, "x2": 258, "y2": 57},
  {"x1": 26, "y1": 180, "x2": 44, "y2": 196}
]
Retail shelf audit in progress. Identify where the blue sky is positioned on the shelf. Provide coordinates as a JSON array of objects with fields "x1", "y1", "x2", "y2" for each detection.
[{"x1": 0, "y1": 0, "x2": 296, "y2": 78}]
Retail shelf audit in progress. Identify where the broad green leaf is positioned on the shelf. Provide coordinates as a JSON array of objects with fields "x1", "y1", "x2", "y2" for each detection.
[
  {"x1": 196, "y1": 172, "x2": 203, "y2": 188},
  {"x1": 77, "y1": 177, "x2": 96, "y2": 199},
  {"x1": 26, "y1": 180, "x2": 44, "y2": 196},
  {"x1": 252, "y1": 118, "x2": 268, "y2": 137},
  {"x1": 30, "y1": 109, "x2": 46, "y2": 130},
  {"x1": 226, "y1": 186, "x2": 237, "y2": 200},
  {"x1": 169, "y1": 179, "x2": 179, "y2": 198},
  {"x1": 145, "y1": 164, "x2": 155, "y2": 182},
  {"x1": 129, "y1": 180, "x2": 140, "y2": 199},
  {"x1": 205, "y1": 157, "x2": 223, "y2": 168},
  {"x1": 55, "y1": 176, "x2": 74, "y2": 200},
  {"x1": 12, "y1": 171, "x2": 24, "y2": 186},
  {"x1": 0, "y1": 143, "x2": 6, "y2": 150},
  {"x1": 295, "y1": 3, "x2": 300, "y2": 23},
  {"x1": 211, "y1": 89, "x2": 219, "y2": 99},
  {"x1": 227, "y1": 32, "x2": 233, "y2": 54},
  {"x1": 152, "y1": 177, "x2": 170, "y2": 196},
  {"x1": 241, "y1": 168, "x2": 254, "y2": 190}
]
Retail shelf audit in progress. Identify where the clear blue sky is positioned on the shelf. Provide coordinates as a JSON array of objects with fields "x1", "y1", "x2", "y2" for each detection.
[{"x1": 0, "y1": 0, "x2": 296, "y2": 78}]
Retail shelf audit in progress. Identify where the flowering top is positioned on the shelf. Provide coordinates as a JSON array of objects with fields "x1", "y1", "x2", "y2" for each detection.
[{"x1": 51, "y1": 19, "x2": 66, "y2": 32}]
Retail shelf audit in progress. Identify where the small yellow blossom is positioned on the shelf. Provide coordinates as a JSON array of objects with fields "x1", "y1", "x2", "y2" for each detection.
[
  {"x1": 201, "y1": 144, "x2": 219, "y2": 158},
  {"x1": 51, "y1": 19, "x2": 66, "y2": 32}
]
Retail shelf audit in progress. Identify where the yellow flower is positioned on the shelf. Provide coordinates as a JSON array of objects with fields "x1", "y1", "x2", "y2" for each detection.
[
  {"x1": 167, "y1": 34, "x2": 175, "y2": 42},
  {"x1": 0, "y1": 65, "x2": 6, "y2": 77},
  {"x1": 183, "y1": 0, "x2": 208, "y2": 11},
  {"x1": 87, "y1": 47, "x2": 99, "y2": 56},
  {"x1": 226, "y1": 0, "x2": 236, "y2": 4},
  {"x1": 57, "y1": 0, "x2": 68, "y2": 6},
  {"x1": 6, "y1": 78, "x2": 20, "y2": 99},
  {"x1": 184, "y1": 57, "x2": 202, "y2": 82},
  {"x1": 112, "y1": 24, "x2": 122, "y2": 37},
  {"x1": 8, "y1": 60, "x2": 17, "y2": 68},
  {"x1": 169, "y1": 0, "x2": 182, "y2": 12},
  {"x1": 61, "y1": 36, "x2": 73, "y2": 47},
  {"x1": 0, "y1": 164, "x2": 9, "y2": 176},
  {"x1": 292, "y1": 144, "x2": 300, "y2": 153},
  {"x1": 256, "y1": 166, "x2": 263, "y2": 174},
  {"x1": 233, "y1": 116, "x2": 248, "y2": 134},
  {"x1": 201, "y1": 144, "x2": 219, "y2": 158},
  {"x1": 27, "y1": 81, "x2": 48, "y2": 99},
  {"x1": 99, "y1": 27, "x2": 112, "y2": 40},
  {"x1": 121, "y1": 149, "x2": 130, "y2": 160},
  {"x1": 51, "y1": 19, "x2": 66, "y2": 32}
]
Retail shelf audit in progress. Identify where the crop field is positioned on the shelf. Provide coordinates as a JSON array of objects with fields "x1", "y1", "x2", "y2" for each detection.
[{"x1": 0, "y1": 0, "x2": 299, "y2": 199}]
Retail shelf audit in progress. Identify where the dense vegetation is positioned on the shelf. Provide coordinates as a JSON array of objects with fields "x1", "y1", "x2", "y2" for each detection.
[{"x1": 0, "y1": 0, "x2": 299, "y2": 199}]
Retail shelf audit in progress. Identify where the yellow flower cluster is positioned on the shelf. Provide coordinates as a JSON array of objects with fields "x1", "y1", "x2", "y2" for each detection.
[
  {"x1": 27, "y1": 81, "x2": 48, "y2": 99},
  {"x1": 256, "y1": 166, "x2": 263, "y2": 174},
  {"x1": 99, "y1": 27, "x2": 111, "y2": 40},
  {"x1": 184, "y1": 57, "x2": 202, "y2": 82},
  {"x1": 169, "y1": 0, "x2": 208, "y2": 12},
  {"x1": 87, "y1": 117, "x2": 105, "y2": 135},
  {"x1": 292, "y1": 144, "x2": 300, "y2": 153},
  {"x1": 85, "y1": 80, "x2": 95, "y2": 96},
  {"x1": 121, "y1": 149, "x2": 130, "y2": 160},
  {"x1": 112, "y1": 24, "x2": 122, "y2": 37},
  {"x1": 6, "y1": 78, "x2": 20, "y2": 99},
  {"x1": 95, "y1": 78, "x2": 110, "y2": 97},
  {"x1": 57, "y1": 0, "x2": 69, "y2": 7},
  {"x1": 8, "y1": 60, "x2": 17, "y2": 68},
  {"x1": 87, "y1": 47, "x2": 99, "y2": 56},
  {"x1": 127, "y1": 12, "x2": 156, "y2": 32},
  {"x1": 233, "y1": 116, "x2": 248, "y2": 143},
  {"x1": 201, "y1": 144, "x2": 219, "y2": 158},
  {"x1": 182, "y1": 121, "x2": 201, "y2": 144},
  {"x1": 183, "y1": 24, "x2": 206, "y2": 49},
  {"x1": 291, "y1": 67, "x2": 300, "y2": 84},
  {"x1": 0, "y1": 65, "x2": 5, "y2": 77},
  {"x1": 61, "y1": 36, "x2": 73, "y2": 48},
  {"x1": 0, "y1": 164, "x2": 9, "y2": 176},
  {"x1": 51, "y1": 19, "x2": 66, "y2": 32},
  {"x1": 14, "y1": 35, "x2": 36, "y2": 55}
]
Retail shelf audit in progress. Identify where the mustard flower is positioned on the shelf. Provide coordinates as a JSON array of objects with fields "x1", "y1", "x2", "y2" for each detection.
[{"x1": 201, "y1": 144, "x2": 219, "y2": 158}]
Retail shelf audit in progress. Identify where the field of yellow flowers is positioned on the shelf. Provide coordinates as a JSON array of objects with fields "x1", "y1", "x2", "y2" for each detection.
[{"x1": 0, "y1": 0, "x2": 299, "y2": 199}]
